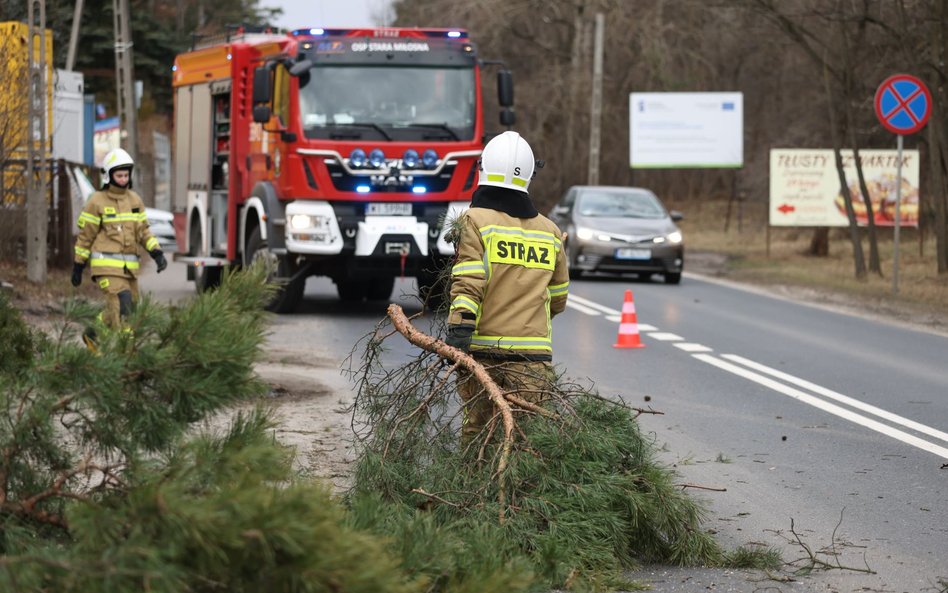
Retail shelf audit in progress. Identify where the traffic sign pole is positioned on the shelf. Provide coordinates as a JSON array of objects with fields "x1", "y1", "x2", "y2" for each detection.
[
  {"x1": 894, "y1": 134, "x2": 903, "y2": 294},
  {"x1": 874, "y1": 74, "x2": 931, "y2": 295}
]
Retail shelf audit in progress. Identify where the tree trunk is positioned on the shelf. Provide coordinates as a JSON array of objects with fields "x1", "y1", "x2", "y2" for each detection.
[
  {"x1": 823, "y1": 61, "x2": 866, "y2": 278},
  {"x1": 809, "y1": 228, "x2": 830, "y2": 256},
  {"x1": 933, "y1": 0, "x2": 948, "y2": 273},
  {"x1": 850, "y1": 144, "x2": 882, "y2": 275}
]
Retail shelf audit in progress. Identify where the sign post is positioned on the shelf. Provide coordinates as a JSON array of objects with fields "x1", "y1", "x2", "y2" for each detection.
[{"x1": 874, "y1": 74, "x2": 931, "y2": 294}]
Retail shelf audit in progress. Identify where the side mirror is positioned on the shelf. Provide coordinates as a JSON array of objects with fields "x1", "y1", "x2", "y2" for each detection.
[
  {"x1": 289, "y1": 59, "x2": 312, "y2": 77},
  {"x1": 670, "y1": 210, "x2": 684, "y2": 222},
  {"x1": 499, "y1": 108, "x2": 516, "y2": 127},
  {"x1": 252, "y1": 105, "x2": 272, "y2": 123},
  {"x1": 497, "y1": 70, "x2": 514, "y2": 107},
  {"x1": 252, "y1": 66, "x2": 272, "y2": 105},
  {"x1": 552, "y1": 205, "x2": 569, "y2": 216}
]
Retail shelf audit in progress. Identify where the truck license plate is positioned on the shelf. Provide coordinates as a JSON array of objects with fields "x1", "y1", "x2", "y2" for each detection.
[
  {"x1": 367, "y1": 202, "x2": 412, "y2": 216},
  {"x1": 615, "y1": 248, "x2": 650, "y2": 260}
]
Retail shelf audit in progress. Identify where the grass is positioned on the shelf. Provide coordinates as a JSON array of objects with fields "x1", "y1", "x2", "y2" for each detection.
[{"x1": 677, "y1": 198, "x2": 948, "y2": 323}]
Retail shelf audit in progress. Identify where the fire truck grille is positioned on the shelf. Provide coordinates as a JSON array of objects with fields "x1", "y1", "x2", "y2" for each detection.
[{"x1": 325, "y1": 162, "x2": 455, "y2": 193}]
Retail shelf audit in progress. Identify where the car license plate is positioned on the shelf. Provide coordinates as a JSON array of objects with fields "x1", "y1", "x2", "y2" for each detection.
[
  {"x1": 367, "y1": 202, "x2": 412, "y2": 216},
  {"x1": 615, "y1": 248, "x2": 650, "y2": 260}
]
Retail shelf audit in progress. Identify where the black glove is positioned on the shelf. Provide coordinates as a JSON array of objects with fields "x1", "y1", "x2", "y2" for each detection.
[
  {"x1": 71, "y1": 262, "x2": 85, "y2": 287},
  {"x1": 149, "y1": 249, "x2": 167, "y2": 273},
  {"x1": 445, "y1": 324, "x2": 475, "y2": 353}
]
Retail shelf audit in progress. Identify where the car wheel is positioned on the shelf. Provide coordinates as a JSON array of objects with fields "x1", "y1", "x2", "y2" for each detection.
[
  {"x1": 246, "y1": 227, "x2": 304, "y2": 313},
  {"x1": 566, "y1": 240, "x2": 583, "y2": 280},
  {"x1": 664, "y1": 272, "x2": 682, "y2": 285}
]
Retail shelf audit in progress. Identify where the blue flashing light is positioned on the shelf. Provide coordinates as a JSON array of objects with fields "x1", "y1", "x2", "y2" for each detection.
[
  {"x1": 422, "y1": 149, "x2": 438, "y2": 169},
  {"x1": 402, "y1": 149, "x2": 419, "y2": 168},
  {"x1": 349, "y1": 148, "x2": 367, "y2": 168},
  {"x1": 356, "y1": 185, "x2": 371, "y2": 194},
  {"x1": 412, "y1": 186, "x2": 427, "y2": 194},
  {"x1": 171, "y1": 65, "x2": 177, "y2": 72},
  {"x1": 368, "y1": 148, "x2": 386, "y2": 169},
  {"x1": 447, "y1": 31, "x2": 462, "y2": 38}
]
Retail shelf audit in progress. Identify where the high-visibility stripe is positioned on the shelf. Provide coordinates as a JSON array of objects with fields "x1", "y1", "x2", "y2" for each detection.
[
  {"x1": 77, "y1": 212, "x2": 100, "y2": 228},
  {"x1": 102, "y1": 213, "x2": 146, "y2": 223},
  {"x1": 470, "y1": 335, "x2": 553, "y2": 351},
  {"x1": 452, "y1": 261, "x2": 486, "y2": 276},
  {"x1": 479, "y1": 225, "x2": 562, "y2": 249},
  {"x1": 145, "y1": 237, "x2": 160, "y2": 251},
  {"x1": 92, "y1": 252, "x2": 139, "y2": 262},
  {"x1": 90, "y1": 259, "x2": 140, "y2": 270},
  {"x1": 74, "y1": 246, "x2": 91, "y2": 259},
  {"x1": 486, "y1": 173, "x2": 527, "y2": 188},
  {"x1": 450, "y1": 295, "x2": 479, "y2": 315},
  {"x1": 548, "y1": 281, "x2": 569, "y2": 297}
]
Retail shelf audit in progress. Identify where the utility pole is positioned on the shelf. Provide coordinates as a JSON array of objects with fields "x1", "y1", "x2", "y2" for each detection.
[
  {"x1": 26, "y1": 0, "x2": 48, "y2": 284},
  {"x1": 113, "y1": 0, "x2": 138, "y2": 175},
  {"x1": 66, "y1": 0, "x2": 84, "y2": 71},
  {"x1": 586, "y1": 12, "x2": 604, "y2": 186}
]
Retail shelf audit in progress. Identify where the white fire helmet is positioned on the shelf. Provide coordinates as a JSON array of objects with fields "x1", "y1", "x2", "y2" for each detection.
[
  {"x1": 477, "y1": 131, "x2": 535, "y2": 193},
  {"x1": 100, "y1": 148, "x2": 135, "y2": 187}
]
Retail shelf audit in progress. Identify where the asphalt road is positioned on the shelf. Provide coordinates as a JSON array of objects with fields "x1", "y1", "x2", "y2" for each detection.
[{"x1": 142, "y1": 262, "x2": 948, "y2": 592}]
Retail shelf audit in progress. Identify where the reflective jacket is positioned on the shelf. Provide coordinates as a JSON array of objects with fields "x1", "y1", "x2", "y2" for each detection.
[
  {"x1": 448, "y1": 201, "x2": 569, "y2": 360},
  {"x1": 74, "y1": 186, "x2": 159, "y2": 278}
]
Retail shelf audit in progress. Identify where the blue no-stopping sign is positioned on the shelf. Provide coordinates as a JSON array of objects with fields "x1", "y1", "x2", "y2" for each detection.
[{"x1": 874, "y1": 74, "x2": 931, "y2": 135}]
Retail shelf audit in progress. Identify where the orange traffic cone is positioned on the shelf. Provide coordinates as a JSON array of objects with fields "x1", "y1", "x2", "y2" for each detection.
[{"x1": 613, "y1": 289, "x2": 646, "y2": 349}]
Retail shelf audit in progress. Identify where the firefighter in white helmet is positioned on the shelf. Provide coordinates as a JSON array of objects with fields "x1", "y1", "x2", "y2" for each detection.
[
  {"x1": 446, "y1": 131, "x2": 570, "y2": 443},
  {"x1": 72, "y1": 148, "x2": 167, "y2": 337}
]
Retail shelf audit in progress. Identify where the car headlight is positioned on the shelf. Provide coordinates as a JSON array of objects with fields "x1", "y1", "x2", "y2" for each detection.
[
  {"x1": 290, "y1": 214, "x2": 313, "y2": 230},
  {"x1": 667, "y1": 231, "x2": 683, "y2": 244},
  {"x1": 576, "y1": 227, "x2": 594, "y2": 240}
]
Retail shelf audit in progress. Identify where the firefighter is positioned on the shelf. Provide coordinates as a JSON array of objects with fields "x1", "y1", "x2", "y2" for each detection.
[
  {"x1": 71, "y1": 148, "x2": 167, "y2": 337},
  {"x1": 446, "y1": 131, "x2": 570, "y2": 443}
]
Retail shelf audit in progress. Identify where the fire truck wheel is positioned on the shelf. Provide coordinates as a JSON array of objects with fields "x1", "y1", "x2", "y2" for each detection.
[
  {"x1": 336, "y1": 280, "x2": 368, "y2": 302},
  {"x1": 190, "y1": 221, "x2": 222, "y2": 293},
  {"x1": 417, "y1": 270, "x2": 447, "y2": 312},
  {"x1": 246, "y1": 227, "x2": 304, "y2": 313},
  {"x1": 367, "y1": 277, "x2": 395, "y2": 301}
]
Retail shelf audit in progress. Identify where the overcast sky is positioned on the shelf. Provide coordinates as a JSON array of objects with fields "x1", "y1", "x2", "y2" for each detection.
[{"x1": 270, "y1": 0, "x2": 394, "y2": 30}]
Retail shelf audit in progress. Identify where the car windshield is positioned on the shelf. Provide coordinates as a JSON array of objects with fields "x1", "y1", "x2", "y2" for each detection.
[
  {"x1": 576, "y1": 190, "x2": 666, "y2": 219},
  {"x1": 299, "y1": 66, "x2": 476, "y2": 141}
]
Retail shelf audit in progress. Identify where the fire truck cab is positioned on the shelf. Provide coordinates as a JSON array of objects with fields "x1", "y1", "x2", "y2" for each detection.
[{"x1": 172, "y1": 27, "x2": 515, "y2": 312}]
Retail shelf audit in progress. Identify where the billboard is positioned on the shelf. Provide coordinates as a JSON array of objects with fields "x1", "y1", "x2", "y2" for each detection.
[
  {"x1": 769, "y1": 149, "x2": 920, "y2": 227},
  {"x1": 629, "y1": 92, "x2": 743, "y2": 169}
]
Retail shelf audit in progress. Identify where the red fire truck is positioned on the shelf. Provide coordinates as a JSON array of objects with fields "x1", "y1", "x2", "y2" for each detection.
[{"x1": 172, "y1": 26, "x2": 515, "y2": 312}]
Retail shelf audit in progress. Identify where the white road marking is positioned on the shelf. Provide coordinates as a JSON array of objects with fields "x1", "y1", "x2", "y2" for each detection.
[
  {"x1": 722, "y1": 354, "x2": 948, "y2": 445},
  {"x1": 571, "y1": 292, "x2": 948, "y2": 460},
  {"x1": 647, "y1": 332, "x2": 684, "y2": 341},
  {"x1": 568, "y1": 294, "x2": 620, "y2": 315},
  {"x1": 566, "y1": 301, "x2": 602, "y2": 316},
  {"x1": 693, "y1": 353, "x2": 948, "y2": 460},
  {"x1": 674, "y1": 343, "x2": 713, "y2": 353},
  {"x1": 605, "y1": 314, "x2": 657, "y2": 331}
]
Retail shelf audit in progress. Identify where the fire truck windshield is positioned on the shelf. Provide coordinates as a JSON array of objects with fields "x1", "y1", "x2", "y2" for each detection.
[{"x1": 299, "y1": 66, "x2": 476, "y2": 141}]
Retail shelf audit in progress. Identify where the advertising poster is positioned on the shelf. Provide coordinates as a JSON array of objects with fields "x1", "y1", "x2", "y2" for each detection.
[
  {"x1": 769, "y1": 149, "x2": 920, "y2": 227},
  {"x1": 629, "y1": 92, "x2": 743, "y2": 169}
]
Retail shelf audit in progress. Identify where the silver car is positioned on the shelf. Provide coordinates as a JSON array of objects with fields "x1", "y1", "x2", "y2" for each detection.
[{"x1": 548, "y1": 185, "x2": 684, "y2": 284}]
